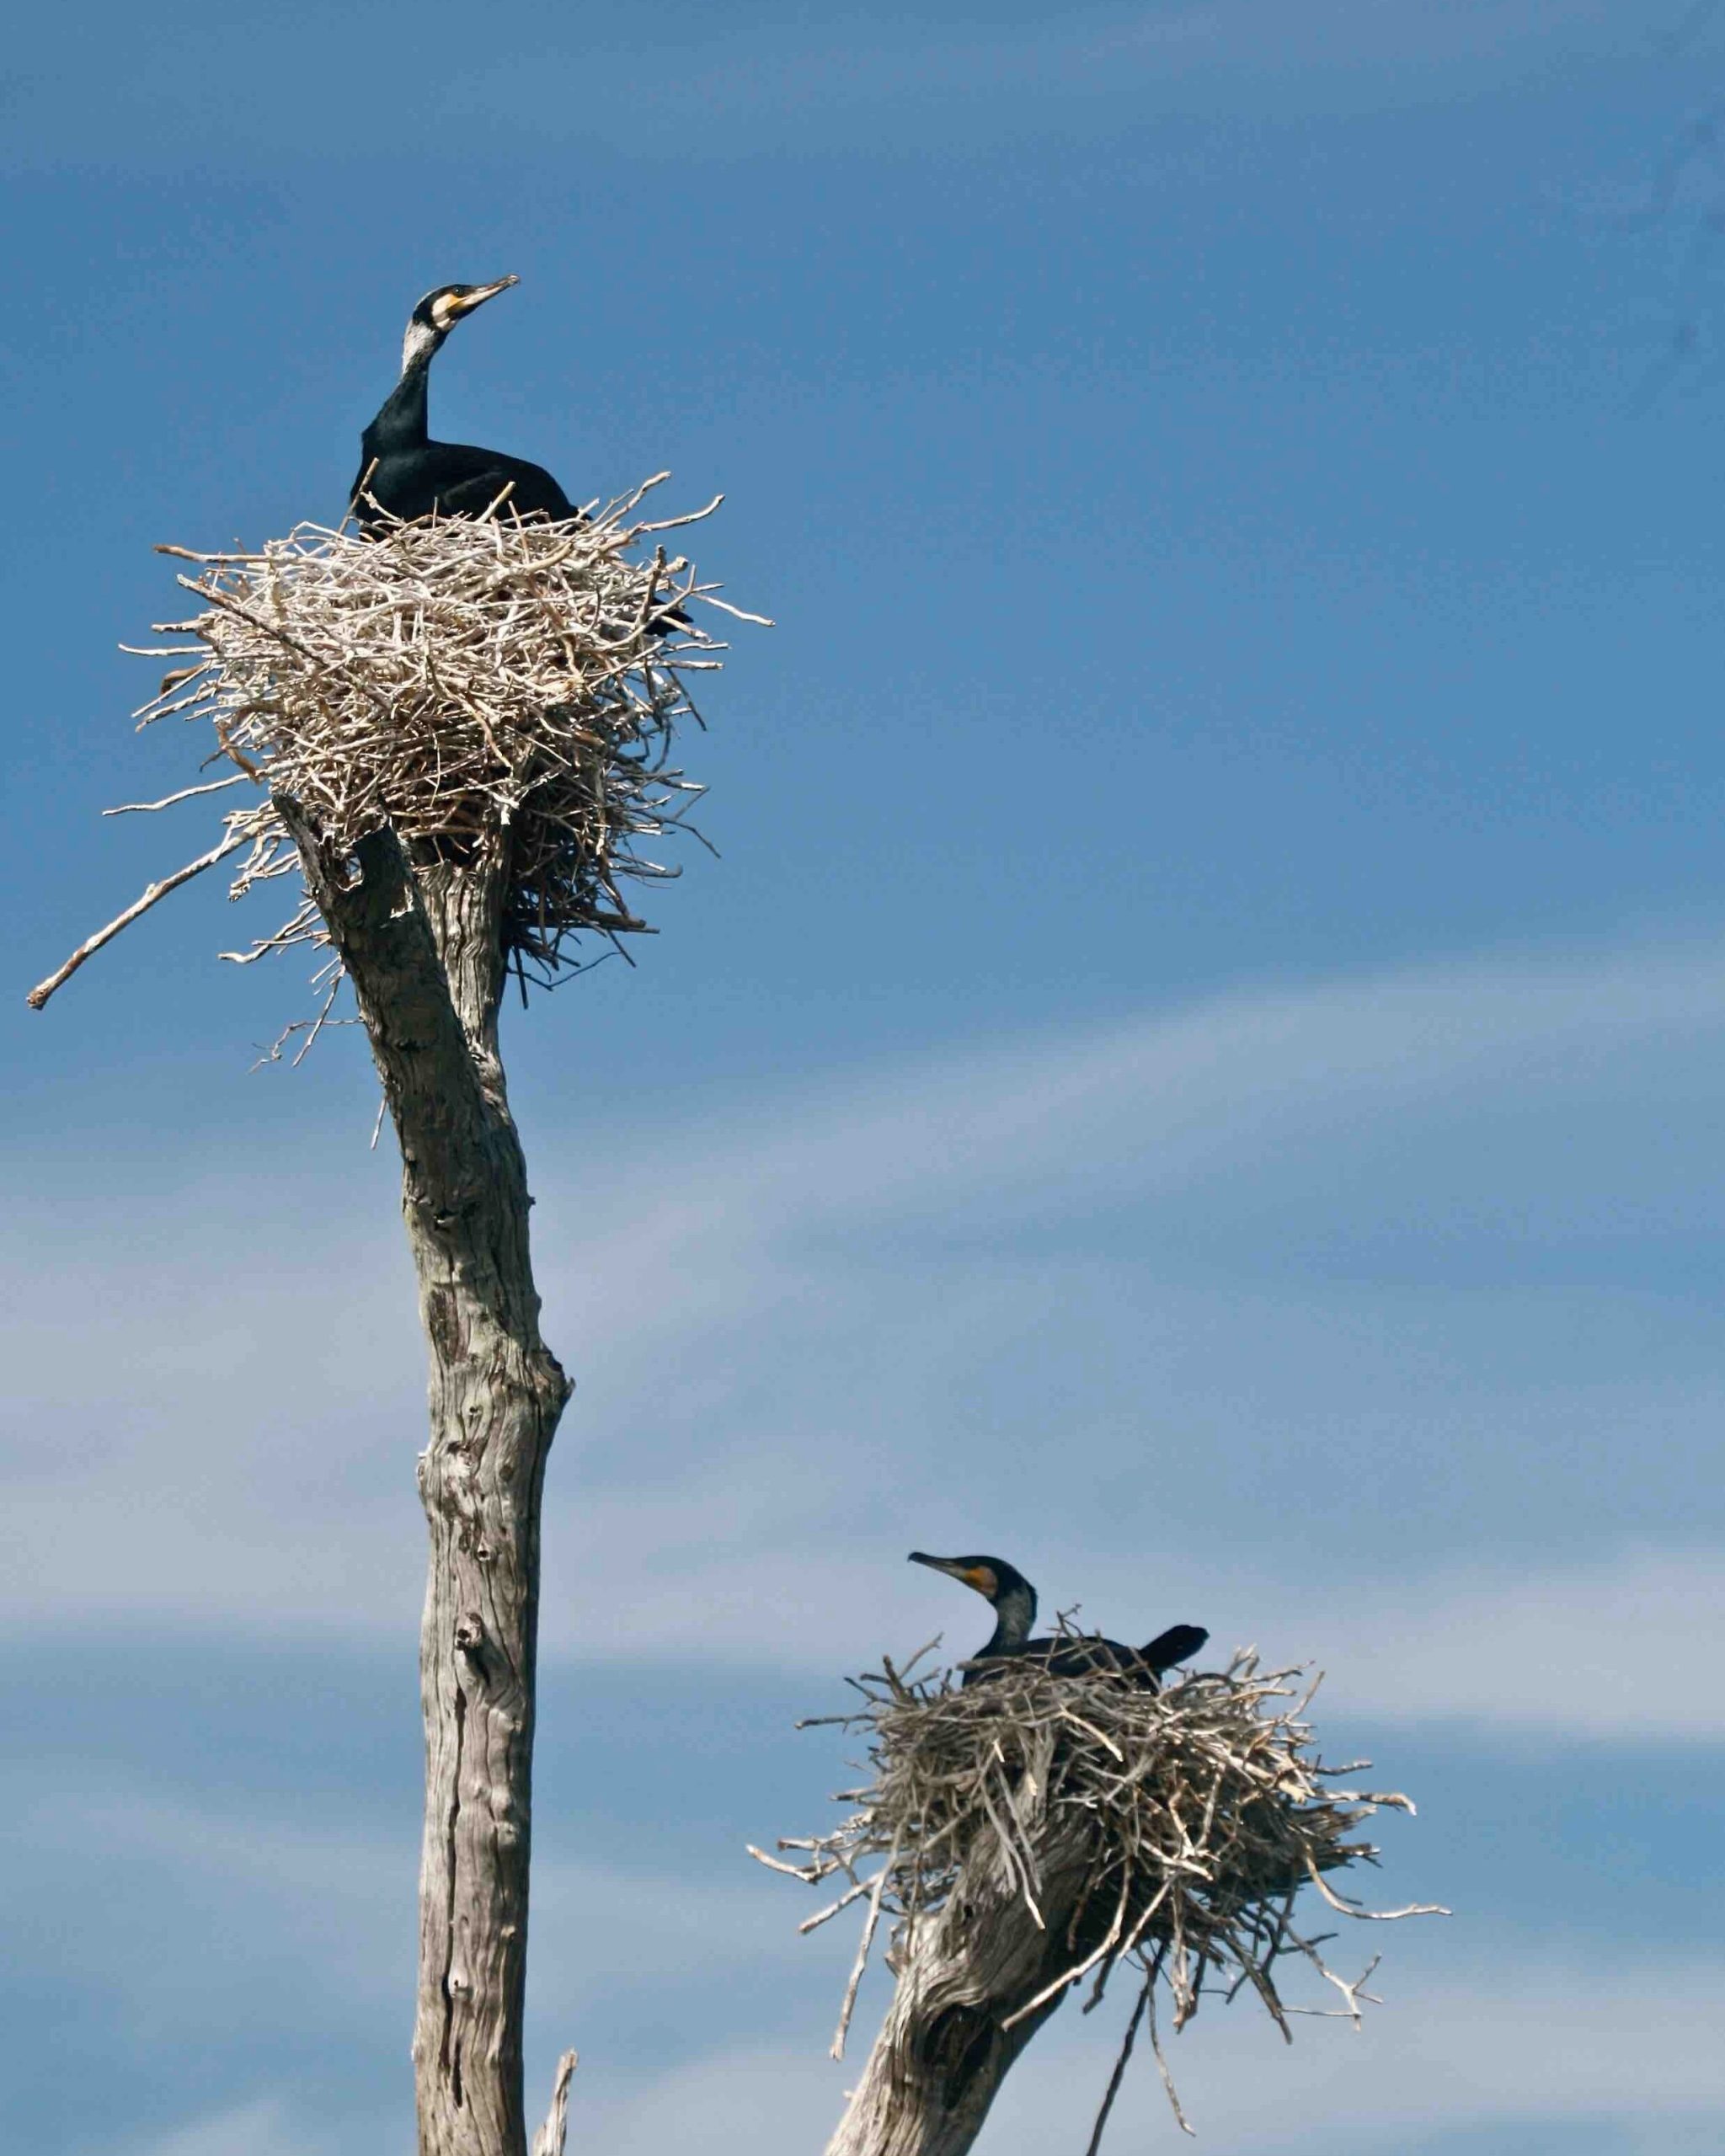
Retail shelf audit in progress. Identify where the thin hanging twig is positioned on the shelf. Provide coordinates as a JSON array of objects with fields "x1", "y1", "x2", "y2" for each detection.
[{"x1": 1082, "y1": 1962, "x2": 1154, "y2": 2156}]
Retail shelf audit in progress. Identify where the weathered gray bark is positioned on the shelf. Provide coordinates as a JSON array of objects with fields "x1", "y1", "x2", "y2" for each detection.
[
  {"x1": 283, "y1": 805, "x2": 571, "y2": 2156},
  {"x1": 826, "y1": 1827, "x2": 1102, "y2": 2156}
]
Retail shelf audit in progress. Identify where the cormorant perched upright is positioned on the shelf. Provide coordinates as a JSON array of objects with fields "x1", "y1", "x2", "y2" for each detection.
[
  {"x1": 908, "y1": 1551, "x2": 1207, "y2": 1689},
  {"x1": 350, "y1": 277, "x2": 579, "y2": 527}
]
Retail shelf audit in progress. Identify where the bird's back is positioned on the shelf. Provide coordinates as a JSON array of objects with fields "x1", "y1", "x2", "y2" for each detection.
[
  {"x1": 961, "y1": 1623, "x2": 1208, "y2": 1689},
  {"x1": 353, "y1": 439, "x2": 575, "y2": 528}
]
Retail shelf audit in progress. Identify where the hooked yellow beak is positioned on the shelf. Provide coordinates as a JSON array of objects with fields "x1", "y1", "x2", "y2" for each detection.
[
  {"x1": 448, "y1": 275, "x2": 519, "y2": 317},
  {"x1": 908, "y1": 1552, "x2": 999, "y2": 1601}
]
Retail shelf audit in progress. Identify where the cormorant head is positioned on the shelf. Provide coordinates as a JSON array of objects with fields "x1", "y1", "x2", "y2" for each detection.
[
  {"x1": 908, "y1": 1551, "x2": 1037, "y2": 1622},
  {"x1": 401, "y1": 276, "x2": 520, "y2": 372}
]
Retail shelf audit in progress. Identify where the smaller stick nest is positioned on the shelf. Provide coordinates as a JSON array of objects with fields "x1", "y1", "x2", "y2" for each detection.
[
  {"x1": 130, "y1": 480, "x2": 757, "y2": 989},
  {"x1": 753, "y1": 1641, "x2": 1440, "y2": 2131}
]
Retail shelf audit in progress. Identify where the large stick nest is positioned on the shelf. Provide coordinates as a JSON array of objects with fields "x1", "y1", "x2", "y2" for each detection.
[
  {"x1": 29, "y1": 480, "x2": 761, "y2": 1019},
  {"x1": 754, "y1": 1640, "x2": 1440, "y2": 2137}
]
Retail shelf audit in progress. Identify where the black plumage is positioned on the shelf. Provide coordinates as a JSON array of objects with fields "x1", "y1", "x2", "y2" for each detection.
[
  {"x1": 350, "y1": 277, "x2": 578, "y2": 528},
  {"x1": 908, "y1": 1550, "x2": 1207, "y2": 1689}
]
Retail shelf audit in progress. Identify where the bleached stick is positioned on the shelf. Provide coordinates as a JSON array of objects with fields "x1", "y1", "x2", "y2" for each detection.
[{"x1": 27, "y1": 830, "x2": 246, "y2": 1009}]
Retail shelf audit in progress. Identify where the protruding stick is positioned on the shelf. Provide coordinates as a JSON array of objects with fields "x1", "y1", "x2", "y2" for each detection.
[
  {"x1": 26, "y1": 830, "x2": 245, "y2": 1010},
  {"x1": 103, "y1": 773, "x2": 251, "y2": 817}
]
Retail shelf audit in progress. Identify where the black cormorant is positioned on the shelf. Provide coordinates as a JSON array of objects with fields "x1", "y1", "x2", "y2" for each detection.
[
  {"x1": 908, "y1": 1551, "x2": 1207, "y2": 1689},
  {"x1": 350, "y1": 276, "x2": 579, "y2": 527}
]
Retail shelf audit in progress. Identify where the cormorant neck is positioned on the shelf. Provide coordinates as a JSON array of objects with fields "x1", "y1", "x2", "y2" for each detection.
[
  {"x1": 364, "y1": 338, "x2": 439, "y2": 455},
  {"x1": 985, "y1": 1582, "x2": 1037, "y2": 1653}
]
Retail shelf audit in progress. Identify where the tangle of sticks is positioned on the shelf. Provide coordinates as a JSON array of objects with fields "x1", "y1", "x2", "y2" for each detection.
[
  {"x1": 752, "y1": 1640, "x2": 1443, "y2": 2142},
  {"x1": 29, "y1": 480, "x2": 764, "y2": 1017}
]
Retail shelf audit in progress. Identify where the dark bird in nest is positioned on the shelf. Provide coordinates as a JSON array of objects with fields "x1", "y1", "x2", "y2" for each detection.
[
  {"x1": 908, "y1": 1551, "x2": 1207, "y2": 1689},
  {"x1": 350, "y1": 278, "x2": 690, "y2": 634},
  {"x1": 350, "y1": 277, "x2": 585, "y2": 526}
]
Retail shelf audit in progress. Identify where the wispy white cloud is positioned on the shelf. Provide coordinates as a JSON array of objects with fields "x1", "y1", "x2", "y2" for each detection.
[
  {"x1": 40, "y1": 1784, "x2": 829, "y2": 2156},
  {"x1": 85, "y1": 1833, "x2": 1725, "y2": 2156},
  {"x1": 531, "y1": 1521, "x2": 1725, "y2": 1737},
  {"x1": 1285, "y1": 1545, "x2": 1725, "y2": 1737},
  {"x1": 117, "y1": 2100, "x2": 329, "y2": 2156},
  {"x1": 4, "y1": 1778, "x2": 414, "y2": 2036},
  {"x1": 537, "y1": 1940, "x2": 1725, "y2": 2156},
  {"x1": 51, "y1": 1748, "x2": 1725, "y2": 2156},
  {"x1": 567, "y1": 1945, "x2": 1725, "y2": 2156},
  {"x1": 7, "y1": 939, "x2": 1725, "y2": 1737}
]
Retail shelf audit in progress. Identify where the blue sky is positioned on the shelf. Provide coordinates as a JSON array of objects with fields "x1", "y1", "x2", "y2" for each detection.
[{"x1": 6, "y1": 3, "x2": 1725, "y2": 2151}]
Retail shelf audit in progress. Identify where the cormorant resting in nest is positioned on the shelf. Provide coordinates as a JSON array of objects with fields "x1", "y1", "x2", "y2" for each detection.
[
  {"x1": 909, "y1": 1551, "x2": 1207, "y2": 1689},
  {"x1": 350, "y1": 276, "x2": 578, "y2": 526}
]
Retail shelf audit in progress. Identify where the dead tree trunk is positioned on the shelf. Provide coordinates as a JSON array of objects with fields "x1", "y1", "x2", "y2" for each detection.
[
  {"x1": 825, "y1": 1828, "x2": 1098, "y2": 2156},
  {"x1": 284, "y1": 808, "x2": 571, "y2": 2156}
]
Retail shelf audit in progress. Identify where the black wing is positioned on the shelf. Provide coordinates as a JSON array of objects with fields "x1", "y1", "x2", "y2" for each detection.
[
  {"x1": 353, "y1": 443, "x2": 577, "y2": 526},
  {"x1": 425, "y1": 446, "x2": 576, "y2": 520}
]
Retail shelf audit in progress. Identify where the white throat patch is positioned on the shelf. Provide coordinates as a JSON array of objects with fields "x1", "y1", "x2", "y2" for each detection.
[{"x1": 401, "y1": 319, "x2": 441, "y2": 375}]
